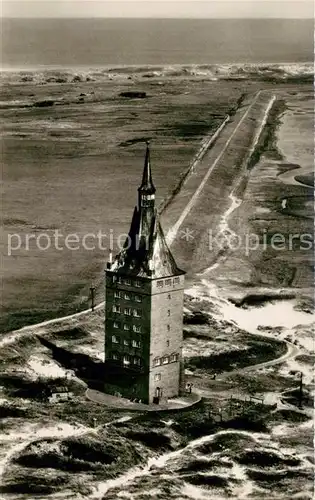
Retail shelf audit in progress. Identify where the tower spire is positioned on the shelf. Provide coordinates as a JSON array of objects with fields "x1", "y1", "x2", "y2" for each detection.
[{"x1": 138, "y1": 141, "x2": 156, "y2": 197}]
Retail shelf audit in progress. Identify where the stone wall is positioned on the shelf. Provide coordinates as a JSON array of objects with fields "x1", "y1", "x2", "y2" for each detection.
[
  {"x1": 149, "y1": 276, "x2": 184, "y2": 403},
  {"x1": 104, "y1": 271, "x2": 185, "y2": 404}
]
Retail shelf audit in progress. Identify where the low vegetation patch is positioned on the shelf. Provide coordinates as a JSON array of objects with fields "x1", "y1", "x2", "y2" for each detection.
[
  {"x1": 119, "y1": 91, "x2": 147, "y2": 99},
  {"x1": 0, "y1": 403, "x2": 31, "y2": 419},
  {"x1": 49, "y1": 326, "x2": 89, "y2": 340},
  {"x1": 183, "y1": 473, "x2": 231, "y2": 489},
  {"x1": 124, "y1": 430, "x2": 173, "y2": 450},
  {"x1": 225, "y1": 371, "x2": 292, "y2": 394},
  {"x1": 247, "y1": 468, "x2": 313, "y2": 488},
  {"x1": 186, "y1": 337, "x2": 286, "y2": 374},
  {"x1": 1, "y1": 470, "x2": 91, "y2": 496},
  {"x1": 183, "y1": 311, "x2": 210, "y2": 325},
  {"x1": 295, "y1": 173, "x2": 314, "y2": 187},
  {"x1": 247, "y1": 98, "x2": 286, "y2": 168},
  {"x1": 0, "y1": 373, "x2": 83, "y2": 399},
  {"x1": 14, "y1": 430, "x2": 145, "y2": 477},
  {"x1": 237, "y1": 449, "x2": 300, "y2": 468},
  {"x1": 295, "y1": 354, "x2": 315, "y2": 365},
  {"x1": 281, "y1": 388, "x2": 313, "y2": 408},
  {"x1": 0, "y1": 334, "x2": 39, "y2": 367},
  {"x1": 50, "y1": 400, "x2": 123, "y2": 427},
  {"x1": 178, "y1": 458, "x2": 232, "y2": 474},
  {"x1": 221, "y1": 415, "x2": 268, "y2": 433},
  {"x1": 272, "y1": 408, "x2": 310, "y2": 424}
]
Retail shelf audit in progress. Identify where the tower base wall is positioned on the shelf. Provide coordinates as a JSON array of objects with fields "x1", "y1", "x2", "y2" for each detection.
[{"x1": 103, "y1": 364, "x2": 149, "y2": 403}]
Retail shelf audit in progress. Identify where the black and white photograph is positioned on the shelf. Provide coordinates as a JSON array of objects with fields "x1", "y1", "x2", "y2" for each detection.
[{"x1": 0, "y1": 0, "x2": 314, "y2": 498}]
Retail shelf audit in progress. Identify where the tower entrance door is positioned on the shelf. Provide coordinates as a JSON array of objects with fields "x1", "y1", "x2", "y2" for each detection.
[{"x1": 153, "y1": 387, "x2": 162, "y2": 404}]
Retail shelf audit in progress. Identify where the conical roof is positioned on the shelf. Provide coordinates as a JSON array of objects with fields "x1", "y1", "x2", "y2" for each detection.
[
  {"x1": 108, "y1": 144, "x2": 184, "y2": 279},
  {"x1": 110, "y1": 208, "x2": 184, "y2": 278},
  {"x1": 138, "y1": 142, "x2": 156, "y2": 194}
]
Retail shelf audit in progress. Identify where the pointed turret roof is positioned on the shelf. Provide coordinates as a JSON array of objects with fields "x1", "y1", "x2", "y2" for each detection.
[
  {"x1": 108, "y1": 144, "x2": 184, "y2": 279},
  {"x1": 110, "y1": 208, "x2": 184, "y2": 278},
  {"x1": 138, "y1": 142, "x2": 156, "y2": 195}
]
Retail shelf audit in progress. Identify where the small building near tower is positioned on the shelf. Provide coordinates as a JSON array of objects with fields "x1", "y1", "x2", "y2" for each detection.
[{"x1": 104, "y1": 143, "x2": 185, "y2": 404}]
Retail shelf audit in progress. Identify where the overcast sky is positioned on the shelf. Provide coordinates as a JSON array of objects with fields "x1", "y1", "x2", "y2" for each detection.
[{"x1": 2, "y1": 0, "x2": 313, "y2": 18}]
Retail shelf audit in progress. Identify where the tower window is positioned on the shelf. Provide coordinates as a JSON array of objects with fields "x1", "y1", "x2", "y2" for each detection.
[
  {"x1": 112, "y1": 352, "x2": 119, "y2": 361},
  {"x1": 154, "y1": 373, "x2": 161, "y2": 382},
  {"x1": 167, "y1": 325, "x2": 170, "y2": 331},
  {"x1": 124, "y1": 324, "x2": 130, "y2": 331},
  {"x1": 124, "y1": 339, "x2": 129, "y2": 346},
  {"x1": 166, "y1": 340, "x2": 170, "y2": 347},
  {"x1": 123, "y1": 355, "x2": 131, "y2": 366},
  {"x1": 133, "y1": 309, "x2": 141, "y2": 317},
  {"x1": 124, "y1": 279, "x2": 131, "y2": 286},
  {"x1": 114, "y1": 291, "x2": 121, "y2": 298},
  {"x1": 135, "y1": 295, "x2": 142, "y2": 303},
  {"x1": 167, "y1": 309, "x2": 170, "y2": 316},
  {"x1": 162, "y1": 356, "x2": 169, "y2": 365},
  {"x1": 165, "y1": 279, "x2": 172, "y2": 286},
  {"x1": 132, "y1": 339, "x2": 141, "y2": 348},
  {"x1": 170, "y1": 353, "x2": 178, "y2": 363},
  {"x1": 124, "y1": 292, "x2": 131, "y2": 300},
  {"x1": 173, "y1": 277, "x2": 180, "y2": 284},
  {"x1": 113, "y1": 321, "x2": 119, "y2": 329},
  {"x1": 135, "y1": 280, "x2": 141, "y2": 288},
  {"x1": 133, "y1": 357, "x2": 141, "y2": 366},
  {"x1": 133, "y1": 325, "x2": 141, "y2": 333},
  {"x1": 124, "y1": 307, "x2": 132, "y2": 316},
  {"x1": 168, "y1": 294, "x2": 171, "y2": 299},
  {"x1": 113, "y1": 276, "x2": 121, "y2": 284},
  {"x1": 112, "y1": 305, "x2": 121, "y2": 313},
  {"x1": 153, "y1": 357, "x2": 161, "y2": 367},
  {"x1": 112, "y1": 335, "x2": 119, "y2": 344},
  {"x1": 157, "y1": 280, "x2": 163, "y2": 288}
]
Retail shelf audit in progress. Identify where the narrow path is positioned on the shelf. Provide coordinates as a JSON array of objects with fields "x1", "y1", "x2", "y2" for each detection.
[
  {"x1": 165, "y1": 90, "x2": 263, "y2": 246},
  {"x1": 0, "y1": 301, "x2": 104, "y2": 348},
  {"x1": 240, "y1": 340, "x2": 299, "y2": 373},
  {"x1": 199, "y1": 93, "x2": 276, "y2": 275},
  {"x1": 222, "y1": 338, "x2": 299, "y2": 379},
  {"x1": 196, "y1": 340, "x2": 300, "y2": 402},
  {"x1": 85, "y1": 388, "x2": 201, "y2": 411}
]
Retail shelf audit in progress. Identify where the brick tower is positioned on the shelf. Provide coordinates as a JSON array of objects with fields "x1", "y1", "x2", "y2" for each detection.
[{"x1": 104, "y1": 143, "x2": 185, "y2": 404}]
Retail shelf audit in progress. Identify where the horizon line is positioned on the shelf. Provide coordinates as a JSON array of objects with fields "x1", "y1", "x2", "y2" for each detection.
[{"x1": 2, "y1": 16, "x2": 313, "y2": 19}]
